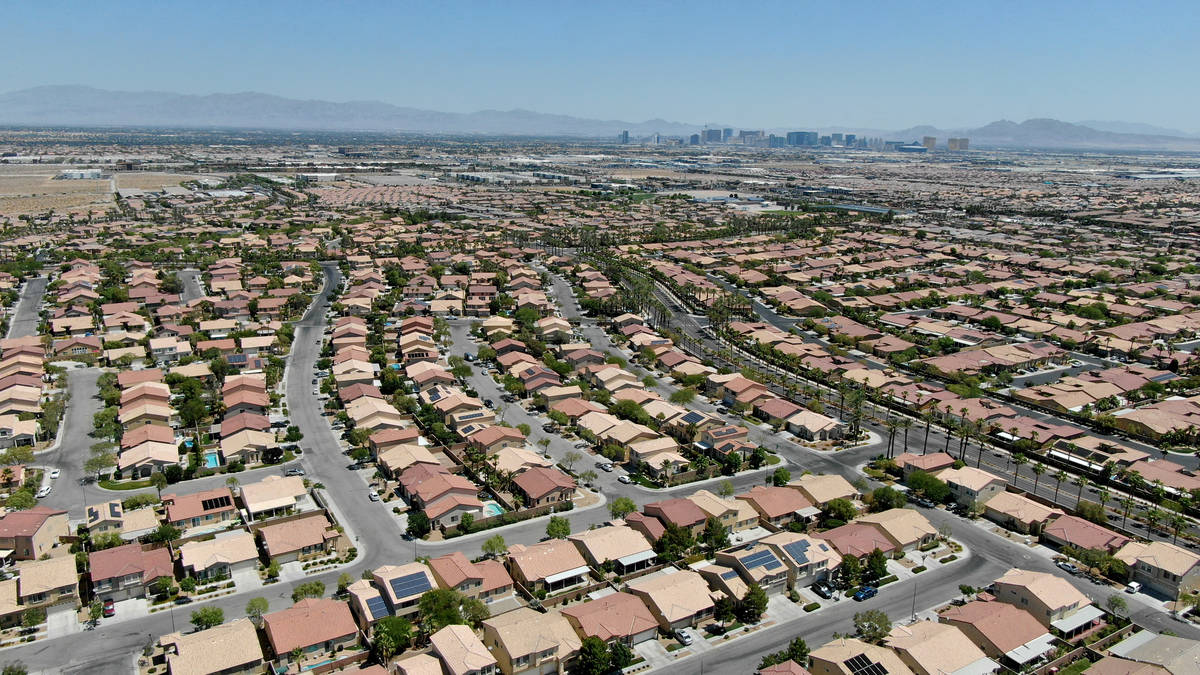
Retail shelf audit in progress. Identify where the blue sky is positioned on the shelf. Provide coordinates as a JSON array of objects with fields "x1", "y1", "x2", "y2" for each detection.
[{"x1": 4, "y1": 0, "x2": 1197, "y2": 132}]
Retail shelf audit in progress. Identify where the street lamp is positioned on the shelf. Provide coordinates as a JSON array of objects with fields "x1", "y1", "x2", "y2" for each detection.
[{"x1": 910, "y1": 552, "x2": 927, "y2": 621}]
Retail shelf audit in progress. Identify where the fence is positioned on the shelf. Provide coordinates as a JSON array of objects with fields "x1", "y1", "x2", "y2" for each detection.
[
  {"x1": 441, "y1": 500, "x2": 574, "y2": 537},
  {"x1": 1031, "y1": 623, "x2": 1135, "y2": 675}
]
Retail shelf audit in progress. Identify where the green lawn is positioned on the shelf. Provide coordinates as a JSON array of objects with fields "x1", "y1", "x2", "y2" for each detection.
[
  {"x1": 1056, "y1": 660, "x2": 1091, "y2": 675},
  {"x1": 99, "y1": 479, "x2": 154, "y2": 491}
]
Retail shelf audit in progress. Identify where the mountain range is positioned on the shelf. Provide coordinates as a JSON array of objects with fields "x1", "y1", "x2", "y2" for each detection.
[{"x1": 2, "y1": 85, "x2": 1199, "y2": 151}]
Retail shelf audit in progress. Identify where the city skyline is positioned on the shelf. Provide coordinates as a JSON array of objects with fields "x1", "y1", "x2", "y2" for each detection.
[{"x1": 3, "y1": 0, "x2": 1200, "y2": 133}]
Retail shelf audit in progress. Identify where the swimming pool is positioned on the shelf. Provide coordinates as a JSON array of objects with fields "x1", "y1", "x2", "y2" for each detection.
[
  {"x1": 482, "y1": 502, "x2": 503, "y2": 517},
  {"x1": 203, "y1": 452, "x2": 220, "y2": 469}
]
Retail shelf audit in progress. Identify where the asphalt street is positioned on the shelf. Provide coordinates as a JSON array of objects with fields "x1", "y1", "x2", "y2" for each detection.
[{"x1": 7, "y1": 275, "x2": 47, "y2": 339}]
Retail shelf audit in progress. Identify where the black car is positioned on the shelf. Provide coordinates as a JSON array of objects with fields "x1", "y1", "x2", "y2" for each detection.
[
  {"x1": 812, "y1": 582, "x2": 834, "y2": 599},
  {"x1": 174, "y1": 596, "x2": 193, "y2": 605},
  {"x1": 484, "y1": 399, "x2": 494, "y2": 407}
]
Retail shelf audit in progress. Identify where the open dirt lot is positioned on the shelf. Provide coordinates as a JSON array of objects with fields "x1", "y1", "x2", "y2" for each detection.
[
  {"x1": 115, "y1": 172, "x2": 203, "y2": 190},
  {"x1": 0, "y1": 168, "x2": 112, "y2": 216}
]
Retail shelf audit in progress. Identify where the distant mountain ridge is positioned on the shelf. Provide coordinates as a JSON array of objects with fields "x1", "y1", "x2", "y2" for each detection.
[
  {"x1": 1, "y1": 85, "x2": 1198, "y2": 150},
  {"x1": 0, "y1": 85, "x2": 699, "y2": 137}
]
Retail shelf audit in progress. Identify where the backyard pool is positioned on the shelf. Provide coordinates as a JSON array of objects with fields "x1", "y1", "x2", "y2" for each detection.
[
  {"x1": 203, "y1": 452, "x2": 220, "y2": 469},
  {"x1": 482, "y1": 502, "x2": 503, "y2": 517}
]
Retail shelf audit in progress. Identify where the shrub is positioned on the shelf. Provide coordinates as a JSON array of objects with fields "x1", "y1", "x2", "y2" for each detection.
[
  {"x1": 877, "y1": 575, "x2": 899, "y2": 586},
  {"x1": 939, "y1": 554, "x2": 958, "y2": 564},
  {"x1": 912, "y1": 566, "x2": 927, "y2": 574},
  {"x1": 803, "y1": 602, "x2": 820, "y2": 612}
]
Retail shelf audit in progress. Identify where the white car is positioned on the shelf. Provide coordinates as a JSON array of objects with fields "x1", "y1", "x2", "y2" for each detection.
[
  {"x1": 49, "y1": 470, "x2": 60, "y2": 479},
  {"x1": 36, "y1": 486, "x2": 51, "y2": 499},
  {"x1": 368, "y1": 491, "x2": 380, "y2": 502}
]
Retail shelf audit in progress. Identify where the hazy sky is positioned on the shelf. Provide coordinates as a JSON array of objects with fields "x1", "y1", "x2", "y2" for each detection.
[{"x1": 4, "y1": 0, "x2": 1197, "y2": 132}]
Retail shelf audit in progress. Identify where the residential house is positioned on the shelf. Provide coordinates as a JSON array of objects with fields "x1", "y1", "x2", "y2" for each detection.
[
  {"x1": 735, "y1": 486, "x2": 819, "y2": 529},
  {"x1": 178, "y1": 531, "x2": 259, "y2": 581},
  {"x1": 262, "y1": 598, "x2": 358, "y2": 662},
  {"x1": 89, "y1": 543, "x2": 173, "y2": 601},
  {"x1": 567, "y1": 524, "x2": 657, "y2": 575},
  {"x1": 808, "y1": 638, "x2": 915, "y2": 675},
  {"x1": 885, "y1": 620, "x2": 1000, "y2": 675},
  {"x1": 512, "y1": 467, "x2": 576, "y2": 508},
  {"x1": 0, "y1": 507, "x2": 68, "y2": 560},
  {"x1": 161, "y1": 618, "x2": 265, "y2": 675},
  {"x1": 430, "y1": 624, "x2": 497, "y2": 675},
  {"x1": 257, "y1": 513, "x2": 339, "y2": 563},
  {"x1": 428, "y1": 552, "x2": 515, "y2": 605},
  {"x1": 161, "y1": 488, "x2": 237, "y2": 531},
  {"x1": 560, "y1": 592, "x2": 659, "y2": 647},
  {"x1": 1116, "y1": 540, "x2": 1200, "y2": 600},
  {"x1": 481, "y1": 607, "x2": 581, "y2": 675},
  {"x1": 506, "y1": 540, "x2": 590, "y2": 594},
  {"x1": 856, "y1": 508, "x2": 937, "y2": 552},
  {"x1": 937, "y1": 467, "x2": 1007, "y2": 508},
  {"x1": 626, "y1": 569, "x2": 719, "y2": 632}
]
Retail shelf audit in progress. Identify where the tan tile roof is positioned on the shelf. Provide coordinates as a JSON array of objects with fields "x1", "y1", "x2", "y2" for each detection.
[
  {"x1": 560, "y1": 591, "x2": 657, "y2": 641},
  {"x1": 507, "y1": 540, "x2": 588, "y2": 583},
  {"x1": 263, "y1": 598, "x2": 358, "y2": 654},
  {"x1": 430, "y1": 624, "x2": 496, "y2": 675},
  {"x1": 17, "y1": 555, "x2": 76, "y2": 597},
  {"x1": 886, "y1": 620, "x2": 989, "y2": 674},
  {"x1": 483, "y1": 607, "x2": 580, "y2": 662},
  {"x1": 626, "y1": 569, "x2": 718, "y2": 623},
  {"x1": 162, "y1": 618, "x2": 264, "y2": 675}
]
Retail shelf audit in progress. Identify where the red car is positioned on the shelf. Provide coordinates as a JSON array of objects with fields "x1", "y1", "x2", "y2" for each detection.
[{"x1": 102, "y1": 599, "x2": 115, "y2": 618}]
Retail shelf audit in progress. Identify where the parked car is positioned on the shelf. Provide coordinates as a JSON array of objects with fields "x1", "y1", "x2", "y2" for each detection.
[
  {"x1": 599, "y1": 463, "x2": 613, "y2": 472},
  {"x1": 812, "y1": 581, "x2": 834, "y2": 599},
  {"x1": 574, "y1": 441, "x2": 591, "y2": 449},
  {"x1": 1125, "y1": 582, "x2": 1142, "y2": 594},
  {"x1": 912, "y1": 497, "x2": 935, "y2": 509},
  {"x1": 285, "y1": 468, "x2": 305, "y2": 477},
  {"x1": 853, "y1": 586, "x2": 878, "y2": 601},
  {"x1": 36, "y1": 486, "x2": 51, "y2": 499},
  {"x1": 618, "y1": 475, "x2": 632, "y2": 484},
  {"x1": 49, "y1": 470, "x2": 60, "y2": 480},
  {"x1": 542, "y1": 423, "x2": 556, "y2": 432},
  {"x1": 674, "y1": 629, "x2": 693, "y2": 645},
  {"x1": 102, "y1": 599, "x2": 115, "y2": 617},
  {"x1": 368, "y1": 491, "x2": 380, "y2": 502},
  {"x1": 484, "y1": 399, "x2": 494, "y2": 407},
  {"x1": 174, "y1": 596, "x2": 193, "y2": 605},
  {"x1": 1056, "y1": 561, "x2": 1080, "y2": 575}
]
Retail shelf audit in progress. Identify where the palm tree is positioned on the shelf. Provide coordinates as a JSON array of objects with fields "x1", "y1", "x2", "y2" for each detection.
[
  {"x1": 922, "y1": 411, "x2": 934, "y2": 455},
  {"x1": 1052, "y1": 470, "x2": 1068, "y2": 502},
  {"x1": 885, "y1": 418, "x2": 899, "y2": 459},
  {"x1": 1170, "y1": 513, "x2": 1189, "y2": 544},
  {"x1": 1031, "y1": 463, "x2": 1047, "y2": 494},
  {"x1": 899, "y1": 417, "x2": 913, "y2": 455},
  {"x1": 1075, "y1": 476, "x2": 1091, "y2": 505},
  {"x1": 1012, "y1": 453, "x2": 1028, "y2": 485},
  {"x1": 1098, "y1": 488, "x2": 1112, "y2": 513},
  {"x1": 1120, "y1": 497, "x2": 1136, "y2": 528},
  {"x1": 1146, "y1": 507, "x2": 1165, "y2": 533}
]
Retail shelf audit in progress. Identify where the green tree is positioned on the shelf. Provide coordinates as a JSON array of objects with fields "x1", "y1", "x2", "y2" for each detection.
[
  {"x1": 482, "y1": 535, "x2": 508, "y2": 558},
  {"x1": 418, "y1": 588, "x2": 467, "y2": 633},
  {"x1": 669, "y1": 388, "x2": 696, "y2": 405},
  {"x1": 573, "y1": 636, "x2": 612, "y2": 675},
  {"x1": 869, "y1": 486, "x2": 906, "y2": 512},
  {"x1": 19, "y1": 608, "x2": 44, "y2": 630},
  {"x1": 737, "y1": 583, "x2": 768, "y2": 623},
  {"x1": 1, "y1": 663, "x2": 27, "y2": 675},
  {"x1": 189, "y1": 606, "x2": 223, "y2": 631},
  {"x1": 337, "y1": 572, "x2": 354, "y2": 595},
  {"x1": 865, "y1": 548, "x2": 888, "y2": 582},
  {"x1": 840, "y1": 554, "x2": 862, "y2": 589},
  {"x1": 245, "y1": 597, "x2": 269, "y2": 624},
  {"x1": 546, "y1": 515, "x2": 571, "y2": 539},
  {"x1": 718, "y1": 480, "x2": 735, "y2": 497},
  {"x1": 905, "y1": 470, "x2": 951, "y2": 503},
  {"x1": 714, "y1": 595, "x2": 736, "y2": 627},
  {"x1": 149, "y1": 472, "x2": 168, "y2": 497},
  {"x1": 824, "y1": 498, "x2": 857, "y2": 523},
  {"x1": 609, "y1": 496, "x2": 636, "y2": 519},
  {"x1": 772, "y1": 467, "x2": 791, "y2": 487},
  {"x1": 701, "y1": 516, "x2": 730, "y2": 555},
  {"x1": 458, "y1": 512, "x2": 475, "y2": 534},
  {"x1": 610, "y1": 640, "x2": 634, "y2": 669},
  {"x1": 147, "y1": 523, "x2": 181, "y2": 543},
  {"x1": 291, "y1": 581, "x2": 325, "y2": 603},
  {"x1": 654, "y1": 522, "x2": 695, "y2": 563},
  {"x1": 87, "y1": 600, "x2": 103, "y2": 625},
  {"x1": 374, "y1": 615, "x2": 412, "y2": 658},
  {"x1": 853, "y1": 609, "x2": 892, "y2": 643},
  {"x1": 759, "y1": 636, "x2": 811, "y2": 670},
  {"x1": 406, "y1": 511, "x2": 431, "y2": 538}
]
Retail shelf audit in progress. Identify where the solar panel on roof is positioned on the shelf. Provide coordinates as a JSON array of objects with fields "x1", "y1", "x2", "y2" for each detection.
[
  {"x1": 844, "y1": 654, "x2": 888, "y2": 675},
  {"x1": 782, "y1": 540, "x2": 811, "y2": 564},
  {"x1": 720, "y1": 570, "x2": 740, "y2": 580},
  {"x1": 365, "y1": 596, "x2": 390, "y2": 620},
  {"x1": 741, "y1": 549, "x2": 782, "y2": 571},
  {"x1": 389, "y1": 572, "x2": 432, "y2": 599},
  {"x1": 109, "y1": 503, "x2": 122, "y2": 518}
]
